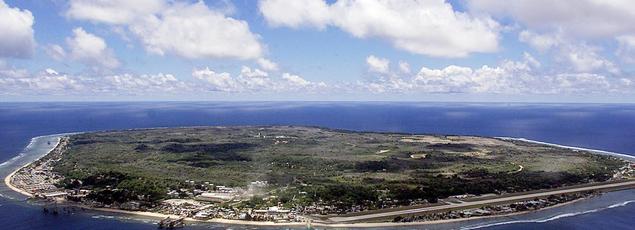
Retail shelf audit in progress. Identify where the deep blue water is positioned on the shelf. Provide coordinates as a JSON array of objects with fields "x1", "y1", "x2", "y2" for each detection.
[{"x1": 1, "y1": 102, "x2": 634, "y2": 229}]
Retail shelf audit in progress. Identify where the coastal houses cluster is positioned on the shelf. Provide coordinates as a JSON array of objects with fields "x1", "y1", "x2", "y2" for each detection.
[{"x1": 9, "y1": 137, "x2": 70, "y2": 199}]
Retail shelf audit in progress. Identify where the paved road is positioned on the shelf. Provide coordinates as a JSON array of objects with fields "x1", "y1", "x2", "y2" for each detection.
[{"x1": 329, "y1": 180, "x2": 635, "y2": 223}]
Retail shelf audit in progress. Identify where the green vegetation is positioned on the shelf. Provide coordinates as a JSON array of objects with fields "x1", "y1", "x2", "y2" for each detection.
[{"x1": 52, "y1": 126, "x2": 625, "y2": 209}]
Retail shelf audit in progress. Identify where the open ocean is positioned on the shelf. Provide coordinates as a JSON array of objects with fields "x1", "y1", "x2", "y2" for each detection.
[{"x1": 1, "y1": 102, "x2": 634, "y2": 230}]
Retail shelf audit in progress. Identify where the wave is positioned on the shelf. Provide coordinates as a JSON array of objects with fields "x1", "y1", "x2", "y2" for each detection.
[
  {"x1": 91, "y1": 214, "x2": 157, "y2": 224},
  {"x1": 0, "y1": 136, "x2": 42, "y2": 168},
  {"x1": 92, "y1": 215, "x2": 116, "y2": 219},
  {"x1": 0, "y1": 132, "x2": 82, "y2": 169},
  {"x1": 460, "y1": 200, "x2": 635, "y2": 230},
  {"x1": 0, "y1": 192, "x2": 17, "y2": 200}
]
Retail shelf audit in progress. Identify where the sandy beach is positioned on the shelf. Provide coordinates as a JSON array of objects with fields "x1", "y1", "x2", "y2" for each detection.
[
  {"x1": 2, "y1": 135, "x2": 64, "y2": 198},
  {"x1": 4, "y1": 167, "x2": 34, "y2": 197},
  {"x1": 3, "y1": 134, "x2": 634, "y2": 228}
]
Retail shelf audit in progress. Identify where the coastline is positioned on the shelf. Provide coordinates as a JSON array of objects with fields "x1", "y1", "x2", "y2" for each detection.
[
  {"x1": 4, "y1": 166, "x2": 34, "y2": 197},
  {"x1": 2, "y1": 133, "x2": 634, "y2": 228},
  {"x1": 3, "y1": 135, "x2": 65, "y2": 198},
  {"x1": 81, "y1": 195, "x2": 592, "y2": 228},
  {"x1": 496, "y1": 137, "x2": 635, "y2": 162}
]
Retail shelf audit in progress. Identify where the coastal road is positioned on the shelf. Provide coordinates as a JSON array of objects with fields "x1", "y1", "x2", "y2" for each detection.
[{"x1": 329, "y1": 180, "x2": 635, "y2": 223}]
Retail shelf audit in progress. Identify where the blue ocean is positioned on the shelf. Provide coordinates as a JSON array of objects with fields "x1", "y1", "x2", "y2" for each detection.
[{"x1": 1, "y1": 102, "x2": 634, "y2": 230}]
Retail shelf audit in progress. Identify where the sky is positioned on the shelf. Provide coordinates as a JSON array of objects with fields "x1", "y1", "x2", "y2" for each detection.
[{"x1": 1, "y1": 0, "x2": 635, "y2": 102}]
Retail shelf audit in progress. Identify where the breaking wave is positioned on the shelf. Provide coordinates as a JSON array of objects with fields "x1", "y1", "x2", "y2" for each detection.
[
  {"x1": 0, "y1": 136, "x2": 42, "y2": 168},
  {"x1": 460, "y1": 200, "x2": 635, "y2": 230}
]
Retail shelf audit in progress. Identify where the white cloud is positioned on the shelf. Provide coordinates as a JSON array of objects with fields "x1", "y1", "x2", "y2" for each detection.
[
  {"x1": 519, "y1": 30, "x2": 618, "y2": 74},
  {"x1": 0, "y1": 0, "x2": 35, "y2": 58},
  {"x1": 240, "y1": 66, "x2": 269, "y2": 78},
  {"x1": 129, "y1": 1, "x2": 263, "y2": 60},
  {"x1": 522, "y1": 52, "x2": 540, "y2": 68},
  {"x1": 282, "y1": 73, "x2": 310, "y2": 87},
  {"x1": 366, "y1": 55, "x2": 390, "y2": 73},
  {"x1": 192, "y1": 67, "x2": 239, "y2": 92},
  {"x1": 102, "y1": 73, "x2": 188, "y2": 94},
  {"x1": 519, "y1": 30, "x2": 561, "y2": 52},
  {"x1": 259, "y1": 0, "x2": 330, "y2": 29},
  {"x1": 239, "y1": 66, "x2": 273, "y2": 90},
  {"x1": 0, "y1": 66, "x2": 191, "y2": 96},
  {"x1": 357, "y1": 54, "x2": 631, "y2": 95},
  {"x1": 66, "y1": 0, "x2": 165, "y2": 25},
  {"x1": 257, "y1": 58, "x2": 279, "y2": 71},
  {"x1": 260, "y1": 0, "x2": 500, "y2": 57},
  {"x1": 192, "y1": 66, "x2": 326, "y2": 93},
  {"x1": 192, "y1": 66, "x2": 275, "y2": 92},
  {"x1": 67, "y1": 27, "x2": 120, "y2": 70},
  {"x1": 398, "y1": 61, "x2": 411, "y2": 74},
  {"x1": 565, "y1": 44, "x2": 618, "y2": 74},
  {"x1": 44, "y1": 44, "x2": 67, "y2": 61},
  {"x1": 1, "y1": 62, "x2": 632, "y2": 97},
  {"x1": 45, "y1": 68, "x2": 59, "y2": 75},
  {"x1": 67, "y1": 0, "x2": 264, "y2": 60},
  {"x1": 469, "y1": 0, "x2": 635, "y2": 39},
  {"x1": 0, "y1": 68, "x2": 84, "y2": 95},
  {"x1": 616, "y1": 35, "x2": 635, "y2": 63},
  {"x1": 363, "y1": 75, "x2": 413, "y2": 94},
  {"x1": 281, "y1": 73, "x2": 328, "y2": 91}
]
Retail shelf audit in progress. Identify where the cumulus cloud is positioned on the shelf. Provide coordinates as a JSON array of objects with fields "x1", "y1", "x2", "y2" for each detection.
[
  {"x1": 519, "y1": 30, "x2": 618, "y2": 74},
  {"x1": 471, "y1": 1, "x2": 633, "y2": 76},
  {"x1": 1, "y1": 65, "x2": 329, "y2": 96},
  {"x1": 0, "y1": 66, "x2": 190, "y2": 96},
  {"x1": 67, "y1": 0, "x2": 264, "y2": 60},
  {"x1": 129, "y1": 1, "x2": 262, "y2": 60},
  {"x1": 469, "y1": 0, "x2": 635, "y2": 39},
  {"x1": 0, "y1": 68, "x2": 84, "y2": 95},
  {"x1": 44, "y1": 44, "x2": 67, "y2": 61},
  {"x1": 192, "y1": 67, "x2": 238, "y2": 92},
  {"x1": 239, "y1": 66, "x2": 273, "y2": 90},
  {"x1": 366, "y1": 55, "x2": 390, "y2": 73},
  {"x1": 281, "y1": 73, "x2": 310, "y2": 87},
  {"x1": 280, "y1": 73, "x2": 327, "y2": 91},
  {"x1": 101, "y1": 73, "x2": 189, "y2": 94},
  {"x1": 357, "y1": 54, "x2": 632, "y2": 95},
  {"x1": 259, "y1": 0, "x2": 330, "y2": 29},
  {"x1": 67, "y1": 27, "x2": 120, "y2": 70},
  {"x1": 259, "y1": 0, "x2": 500, "y2": 57},
  {"x1": 519, "y1": 30, "x2": 561, "y2": 52},
  {"x1": 192, "y1": 66, "x2": 326, "y2": 93},
  {"x1": 398, "y1": 61, "x2": 411, "y2": 74},
  {"x1": 240, "y1": 66, "x2": 269, "y2": 78},
  {"x1": 257, "y1": 58, "x2": 279, "y2": 71},
  {"x1": 66, "y1": 0, "x2": 165, "y2": 25},
  {"x1": 0, "y1": 0, "x2": 35, "y2": 58},
  {"x1": 616, "y1": 35, "x2": 635, "y2": 63},
  {"x1": 565, "y1": 44, "x2": 618, "y2": 74}
]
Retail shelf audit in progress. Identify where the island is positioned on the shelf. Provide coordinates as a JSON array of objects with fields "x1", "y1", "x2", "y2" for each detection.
[{"x1": 6, "y1": 126, "x2": 635, "y2": 227}]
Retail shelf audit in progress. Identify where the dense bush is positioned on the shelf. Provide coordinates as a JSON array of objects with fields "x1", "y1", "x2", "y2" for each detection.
[{"x1": 161, "y1": 143, "x2": 254, "y2": 153}]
